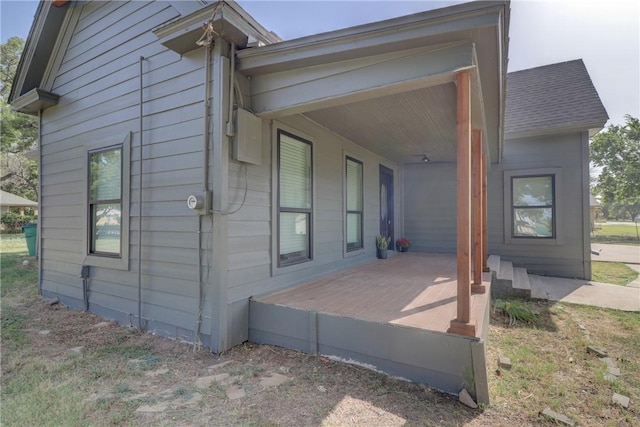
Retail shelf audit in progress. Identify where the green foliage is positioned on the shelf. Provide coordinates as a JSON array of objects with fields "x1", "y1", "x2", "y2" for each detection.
[
  {"x1": 375, "y1": 235, "x2": 390, "y2": 249},
  {"x1": 1, "y1": 37, "x2": 39, "y2": 201},
  {"x1": 1, "y1": 211, "x2": 28, "y2": 231},
  {"x1": 591, "y1": 115, "x2": 640, "y2": 222},
  {"x1": 493, "y1": 299, "x2": 538, "y2": 326},
  {"x1": 1, "y1": 36, "x2": 24, "y2": 99}
]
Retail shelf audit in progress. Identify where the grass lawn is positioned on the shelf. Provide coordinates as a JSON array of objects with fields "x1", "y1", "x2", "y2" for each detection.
[
  {"x1": 2, "y1": 240, "x2": 639, "y2": 426},
  {"x1": 592, "y1": 224, "x2": 640, "y2": 246},
  {"x1": 0, "y1": 234, "x2": 31, "y2": 254},
  {"x1": 592, "y1": 261, "x2": 639, "y2": 286}
]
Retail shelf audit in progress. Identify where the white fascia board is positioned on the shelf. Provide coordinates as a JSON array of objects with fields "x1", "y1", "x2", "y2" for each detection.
[{"x1": 237, "y1": 2, "x2": 507, "y2": 74}]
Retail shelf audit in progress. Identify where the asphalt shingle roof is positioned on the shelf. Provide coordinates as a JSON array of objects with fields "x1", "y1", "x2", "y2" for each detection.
[
  {"x1": 505, "y1": 59, "x2": 608, "y2": 136},
  {"x1": 0, "y1": 190, "x2": 38, "y2": 207}
]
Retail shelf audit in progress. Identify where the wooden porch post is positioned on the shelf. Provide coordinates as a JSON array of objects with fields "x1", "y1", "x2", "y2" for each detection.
[
  {"x1": 482, "y1": 153, "x2": 489, "y2": 272},
  {"x1": 472, "y1": 130, "x2": 486, "y2": 293},
  {"x1": 449, "y1": 70, "x2": 476, "y2": 337}
]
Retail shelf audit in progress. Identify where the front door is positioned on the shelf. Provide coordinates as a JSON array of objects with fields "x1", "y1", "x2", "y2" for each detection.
[{"x1": 379, "y1": 165, "x2": 394, "y2": 247}]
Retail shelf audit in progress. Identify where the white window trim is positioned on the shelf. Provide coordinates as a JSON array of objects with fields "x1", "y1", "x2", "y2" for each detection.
[
  {"x1": 343, "y1": 150, "x2": 365, "y2": 258},
  {"x1": 271, "y1": 122, "x2": 316, "y2": 276},
  {"x1": 503, "y1": 167, "x2": 563, "y2": 246},
  {"x1": 82, "y1": 132, "x2": 131, "y2": 270}
]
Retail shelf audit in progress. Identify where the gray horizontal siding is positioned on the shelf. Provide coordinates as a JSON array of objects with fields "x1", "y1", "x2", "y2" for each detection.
[
  {"x1": 227, "y1": 114, "x2": 401, "y2": 304},
  {"x1": 488, "y1": 132, "x2": 589, "y2": 278},
  {"x1": 40, "y1": 0, "x2": 212, "y2": 346},
  {"x1": 404, "y1": 163, "x2": 457, "y2": 253}
]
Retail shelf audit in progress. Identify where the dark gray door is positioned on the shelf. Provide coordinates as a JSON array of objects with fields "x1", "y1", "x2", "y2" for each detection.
[{"x1": 379, "y1": 165, "x2": 394, "y2": 246}]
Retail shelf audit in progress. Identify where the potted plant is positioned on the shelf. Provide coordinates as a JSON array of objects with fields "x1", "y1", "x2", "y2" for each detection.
[
  {"x1": 396, "y1": 238, "x2": 411, "y2": 252},
  {"x1": 375, "y1": 235, "x2": 390, "y2": 259}
]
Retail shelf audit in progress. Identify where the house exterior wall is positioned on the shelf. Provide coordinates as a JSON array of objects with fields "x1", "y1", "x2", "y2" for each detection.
[
  {"x1": 403, "y1": 163, "x2": 457, "y2": 253},
  {"x1": 39, "y1": 1, "x2": 216, "y2": 343},
  {"x1": 403, "y1": 131, "x2": 591, "y2": 280},
  {"x1": 488, "y1": 131, "x2": 591, "y2": 279},
  {"x1": 37, "y1": 0, "x2": 405, "y2": 351},
  {"x1": 226, "y1": 114, "x2": 402, "y2": 346}
]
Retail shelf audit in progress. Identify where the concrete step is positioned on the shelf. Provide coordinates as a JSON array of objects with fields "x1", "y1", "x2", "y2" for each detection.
[
  {"x1": 512, "y1": 267, "x2": 531, "y2": 291},
  {"x1": 487, "y1": 255, "x2": 501, "y2": 274},
  {"x1": 497, "y1": 260, "x2": 513, "y2": 281}
]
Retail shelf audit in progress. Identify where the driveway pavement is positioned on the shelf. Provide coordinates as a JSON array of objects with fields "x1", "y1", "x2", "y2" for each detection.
[{"x1": 591, "y1": 243, "x2": 639, "y2": 264}]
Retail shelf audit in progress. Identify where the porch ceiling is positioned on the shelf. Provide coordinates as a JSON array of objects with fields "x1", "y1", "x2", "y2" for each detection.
[{"x1": 303, "y1": 84, "x2": 458, "y2": 164}]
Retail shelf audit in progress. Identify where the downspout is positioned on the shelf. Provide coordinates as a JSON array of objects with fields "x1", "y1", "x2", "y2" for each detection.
[
  {"x1": 137, "y1": 56, "x2": 145, "y2": 330},
  {"x1": 37, "y1": 110, "x2": 43, "y2": 296},
  {"x1": 226, "y1": 42, "x2": 235, "y2": 138},
  {"x1": 195, "y1": 44, "x2": 212, "y2": 343}
]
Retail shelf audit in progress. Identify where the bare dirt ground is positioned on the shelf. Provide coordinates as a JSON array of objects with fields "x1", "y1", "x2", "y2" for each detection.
[
  {"x1": 1, "y1": 295, "x2": 524, "y2": 427},
  {"x1": 2, "y1": 256, "x2": 638, "y2": 426}
]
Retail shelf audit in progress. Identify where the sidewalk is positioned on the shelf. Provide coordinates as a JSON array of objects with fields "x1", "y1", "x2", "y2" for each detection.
[
  {"x1": 591, "y1": 243, "x2": 639, "y2": 264},
  {"x1": 530, "y1": 274, "x2": 640, "y2": 312}
]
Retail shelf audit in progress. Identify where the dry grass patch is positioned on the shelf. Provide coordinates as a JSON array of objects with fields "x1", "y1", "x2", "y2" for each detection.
[{"x1": 488, "y1": 300, "x2": 640, "y2": 426}]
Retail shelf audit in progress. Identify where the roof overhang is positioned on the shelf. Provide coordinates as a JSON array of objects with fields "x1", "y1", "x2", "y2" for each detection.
[
  {"x1": 505, "y1": 120, "x2": 608, "y2": 140},
  {"x1": 238, "y1": 1, "x2": 510, "y2": 163},
  {"x1": 237, "y1": 1, "x2": 509, "y2": 75},
  {"x1": 11, "y1": 88, "x2": 59, "y2": 115},
  {"x1": 153, "y1": 0, "x2": 281, "y2": 55},
  {"x1": 9, "y1": 0, "x2": 69, "y2": 104}
]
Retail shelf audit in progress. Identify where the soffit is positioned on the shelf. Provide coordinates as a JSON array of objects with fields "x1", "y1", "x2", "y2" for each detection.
[{"x1": 304, "y1": 84, "x2": 458, "y2": 164}]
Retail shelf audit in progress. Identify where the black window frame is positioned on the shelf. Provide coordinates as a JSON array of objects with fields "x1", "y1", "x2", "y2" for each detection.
[
  {"x1": 277, "y1": 129, "x2": 313, "y2": 267},
  {"x1": 345, "y1": 156, "x2": 364, "y2": 252},
  {"x1": 88, "y1": 145, "x2": 123, "y2": 258},
  {"x1": 511, "y1": 174, "x2": 556, "y2": 239}
]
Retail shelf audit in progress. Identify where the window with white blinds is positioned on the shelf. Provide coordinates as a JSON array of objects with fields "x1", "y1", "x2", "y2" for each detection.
[
  {"x1": 345, "y1": 157, "x2": 363, "y2": 251},
  {"x1": 278, "y1": 131, "x2": 312, "y2": 266},
  {"x1": 88, "y1": 146, "x2": 122, "y2": 256}
]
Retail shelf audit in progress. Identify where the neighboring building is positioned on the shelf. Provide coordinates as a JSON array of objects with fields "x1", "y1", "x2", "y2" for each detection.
[
  {"x1": 0, "y1": 190, "x2": 38, "y2": 216},
  {"x1": 9, "y1": 0, "x2": 606, "y2": 403}
]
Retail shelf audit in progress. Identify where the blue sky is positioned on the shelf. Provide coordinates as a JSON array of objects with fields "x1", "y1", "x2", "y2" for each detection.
[{"x1": 1, "y1": 0, "x2": 638, "y2": 126}]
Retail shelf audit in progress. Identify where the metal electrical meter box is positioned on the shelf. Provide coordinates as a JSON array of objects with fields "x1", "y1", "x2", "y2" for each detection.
[{"x1": 233, "y1": 108, "x2": 262, "y2": 165}]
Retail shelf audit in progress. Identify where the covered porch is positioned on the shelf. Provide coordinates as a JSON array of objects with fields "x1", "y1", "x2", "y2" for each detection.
[
  {"x1": 236, "y1": 0, "x2": 509, "y2": 404},
  {"x1": 250, "y1": 252, "x2": 492, "y2": 402},
  {"x1": 254, "y1": 253, "x2": 490, "y2": 335}
]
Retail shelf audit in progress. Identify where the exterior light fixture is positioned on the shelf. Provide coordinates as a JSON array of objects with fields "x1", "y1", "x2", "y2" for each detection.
[{"x1": 422, "y1": 155, "x2": 430, "y2": 163}]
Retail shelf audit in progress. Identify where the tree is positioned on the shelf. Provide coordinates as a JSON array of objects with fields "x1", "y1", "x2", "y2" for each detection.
[
  {"x1": 590, "y1": 115, "x2": 640, "y2": 222},
  {"x1": 0, "y1": 36, "x2": 24, "y2": 99},
  {"x1": 0, "y1": 37, "x2": 38, "y2": 201}
]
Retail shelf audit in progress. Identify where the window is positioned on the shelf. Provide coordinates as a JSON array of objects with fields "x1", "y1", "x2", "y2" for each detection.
[
  {"x1": 278, "y1": 130, "x2": 312, "y2": 266},
  {"x1": 88, "y1": 146, "x2": 123, "y2": 256},
  {"x1": 511, "y1": 175, "x2": 555, "y2": 238},
  {"x1": 345, "y1": 157, "x2": 363, "y2": 251}
]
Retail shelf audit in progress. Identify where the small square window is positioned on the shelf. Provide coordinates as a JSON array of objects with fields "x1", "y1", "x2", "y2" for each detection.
[{"x1": 511, "y1": 175, "x2": 555, "y2": 238}]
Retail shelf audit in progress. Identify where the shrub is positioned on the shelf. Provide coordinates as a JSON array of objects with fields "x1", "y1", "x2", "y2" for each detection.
[
  {"x1": 493, "y1": 299, "x2": 538, "y2": 326},
  {"x1": 1, "y1": 212, "x2": 26, "y2": 232}
]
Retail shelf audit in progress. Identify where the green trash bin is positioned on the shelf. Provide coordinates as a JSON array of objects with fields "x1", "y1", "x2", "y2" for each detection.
[{"x1": 22, "y1": 223, "x2": 37, "y2": 256}]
